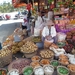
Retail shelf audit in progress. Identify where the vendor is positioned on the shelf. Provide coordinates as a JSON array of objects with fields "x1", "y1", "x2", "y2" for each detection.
[
  {"x1": 47, "y1": 9, "x2": 54, "y2": 21},
  {"x1": 43, "y1": 9, "x2": 54, "y2": 22},
  {"x1": 20, "y1": 15, "x2": 28, "y2": 36},
  {"x1": 42, "y1": 20, "x2": 57, "y2": 44},
  {"x1": 35, "y1": 12, "x2": 43, "y2": 28}
]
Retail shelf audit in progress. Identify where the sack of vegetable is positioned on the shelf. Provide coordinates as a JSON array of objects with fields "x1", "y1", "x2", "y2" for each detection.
[
  {"x1": 43, "y1": 65, "x2": 54, "y2": 75},
  {"x1": 7, "y1": 69, "x2": 19, "y2": 75}
]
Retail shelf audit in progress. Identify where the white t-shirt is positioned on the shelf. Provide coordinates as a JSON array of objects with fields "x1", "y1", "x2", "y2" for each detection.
[
  {"x1": 42, "y1": 26, "x2": 56, "y2": 37},
  {"x1": 22, "y1": 22, "x2": 28, "y2": 26},
  {"x1": 35, "y1": 16, "x2": 43, "y2": 28}
]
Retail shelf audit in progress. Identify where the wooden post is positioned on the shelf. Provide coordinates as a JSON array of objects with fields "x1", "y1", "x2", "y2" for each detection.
[
  {"x1": 32, "y1": 0, "x2": 34, "y2": 8},
  {"x1": 28, "y1": 0, "x2": 29, "y2": 3},
  {"x1": 38, "y1": 0, "x2": 40, "y2": 11},
  {"x1": 54, "y1": 0, "x2": 56, "y2": 7}
]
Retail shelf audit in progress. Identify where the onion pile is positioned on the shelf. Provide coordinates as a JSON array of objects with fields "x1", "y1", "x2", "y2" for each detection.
[{"x1": 8, "y1": 59, "x2": 31, "y2": 74}]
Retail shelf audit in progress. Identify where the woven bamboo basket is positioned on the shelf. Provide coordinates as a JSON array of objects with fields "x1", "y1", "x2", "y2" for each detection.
[
  {"x1": 67, "y1": 64, "x2": 75, "y2": 75},
  {"x1": 24, "y1": 51, "x2": 37, "y2": 58},
  {"x1": 7, "y1": 69, "x2": 19, "y2": 75},
  {"x1": 22, "y1": 66, "x2": 33, "y2": 75},
  {"x1": 0, "y1": 50, "x2": 12, "y2": 67},
  {"x1": 57, "y1": 66, "x2": 69, "y2": 75},
  {"x1": 43, "y1": 65, "x2": 54, "y2": 75}
]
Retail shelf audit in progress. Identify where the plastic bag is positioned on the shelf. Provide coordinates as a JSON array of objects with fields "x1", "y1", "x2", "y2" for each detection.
[
  {"x1": 34, "y1": 28, "x2": 41, "y2": 36},
  {"x1": 57, "y1": 32, "x2": 66, "y2": 41}
]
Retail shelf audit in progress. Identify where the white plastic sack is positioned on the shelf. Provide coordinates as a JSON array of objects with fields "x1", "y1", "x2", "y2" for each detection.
[
  {"x1": 35, "y1": 20, "x2": 39, "y2": 28},
  {"x1": 14, "y1": 35, "x2": 21, "y2": 42},
  {"x1": 57, "y1": 32, "x2": 66, "y2": 41},
  {"x1": 34, "y1": 28, "x2": 41, "y2": 36}
]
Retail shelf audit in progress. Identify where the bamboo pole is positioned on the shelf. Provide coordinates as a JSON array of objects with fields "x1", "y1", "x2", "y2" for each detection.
[{"x1": 28, "y1": 0, "x2": 29, "y2": 3}]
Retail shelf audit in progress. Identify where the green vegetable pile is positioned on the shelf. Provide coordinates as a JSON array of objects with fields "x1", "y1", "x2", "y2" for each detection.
[
  {"x1": 58, "y1": 67, "x2": 69, "y2": 74},
  {"x1": 32, "y1": 36, "x2": 41, "y2": 43},
  {"x1": 51, "y1": 61, "x2": 59, "y2": 67},
  {"x1": 23, "y1": 67, "x2": 33, "y2": 75}
]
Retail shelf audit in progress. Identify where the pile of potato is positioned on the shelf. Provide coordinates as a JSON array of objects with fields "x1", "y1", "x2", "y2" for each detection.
[
  {"x1": 2, "y1": 35, "x2": 14, "y2": 46},
  {"x1": 40, "y1": 50, "x2": 54, "y2": 59},
  {"x1": 21, "y1": 41, "x2": 38, "y2": 53},
  {"x1": 11, "y1": 41, "x2": 24, "y2": 54},
  {"x1": 0, "y1": 48, "x2": 11, "y2": 57}
]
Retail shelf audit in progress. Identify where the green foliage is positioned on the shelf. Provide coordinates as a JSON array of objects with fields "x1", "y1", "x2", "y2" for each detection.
[
  {"x1": 0, "y1": 2, "x2": 25, "y2": 13},
  {"x1": 57, "y1": 2, "x2": 65, "y2": 5},
  {"x1": 48, "y1": 0, "x2": 54, "y2": 4}
]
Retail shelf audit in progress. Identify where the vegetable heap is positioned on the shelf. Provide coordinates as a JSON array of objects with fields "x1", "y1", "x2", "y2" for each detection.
[
  {"x1": 51, "y1": 61, "x2": 59, "y2": 67},
  {"x1": 0, "y1": 69, "x2": 7, "y2": 75},
  {"x1": 58, "y1": 67, "x2": 69, "y2": 74},
  {"x1": 23, "y1": 67, "x2": 33, "y2": 75}
]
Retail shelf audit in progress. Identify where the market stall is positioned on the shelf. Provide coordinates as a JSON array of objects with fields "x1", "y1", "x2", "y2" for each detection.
[{"x1": 0, "y1": 0, "x2": 75, "y2": 75}]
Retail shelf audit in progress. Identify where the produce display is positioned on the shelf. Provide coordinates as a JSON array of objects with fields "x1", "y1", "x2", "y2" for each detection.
[
  {"x1": 55, "y1": 20, "x2": 69, "y2": 26},
  {"x1": 68, "y1": 64, "x2": 75, "y2": 72},
  {"x1": 59, "y1": 54, "x2": 69, "y2": 66},
  {"x1": 57, "y1": 42, "x2": 65, "y2": 48},
  {"x1": 59, "y1": 59, "x2": 69, "y2": 66},
  {"x1": 11, "y1": 41, "x2": 24, "y2": 54},
  {"x1": 40, "y1": 50, "x2": 54, "y2": 59},
  {"x1": 7, "y1": 69, "x2": 19, "y2": 75},
  {"x1": 2, "y1": 35, "x2": 14, "y2": 46},
  {"x1": 59, "y1": 54, "x2": 68, "y2": 59},
  {"x1": 66, "y1": 30, "x2": 75, "y2": 40},
  {"x1": 57, "y1": 66, "x2": 69, "y2": 75},
  {"x1": 69, "y1": 19, "x2": 75, "y2": 25},
  {"x1": 51, "y1": 60, "x2": 59, "y2": 67},
  {"x1": 23, "y1": 66, "x2": 33, "y2": 75},
  {"x1": 31, "y1": 56, "x2": 41, "y2": 62},
  {"x1": 2, "y1": 19, "x2": 75, "y2": 75},
  {"x1": 66, "y1": 30, "x2": 75, "y2": 48},
  {"x1": 34, "y1": 66, "x2": 44, "y2": 75},
  {"x1": 50, "y1": 43, "x2": 59, "y2": 49},
  {"x1": 8, "y1": 59, "x2": 31, "y2": 74},
  {"x1": 0, "y1": 48, "x2": 11, "y2": 57},
  {"x1": 30, "y1": 61, "x2": 40, "y2": 68},
  {"x1": 40, "y1": 59, "x2": 50, "y2": 66},
  {"x1": 32, "y1": 36, "x2": 41, "y2": 43},
  {"x1": 43, "y1": 65, "x2": 54, "y2": 75},
  {"x1": 63, "y1": 44, "x2": 73, "y2": 53},
  {"x1": 21, "y1": 41, "x2": 38, "y2": 53},
  {"x1": 0, "y1": 69, "x2": 7, "y2": 75}
]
